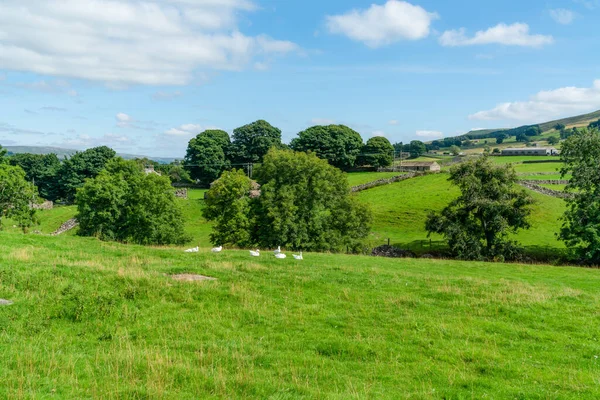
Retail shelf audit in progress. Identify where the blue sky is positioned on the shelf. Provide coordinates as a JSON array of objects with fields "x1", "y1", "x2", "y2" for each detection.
[{"x1": 0, "y1": 0, "x2": 599, "y2": 158}]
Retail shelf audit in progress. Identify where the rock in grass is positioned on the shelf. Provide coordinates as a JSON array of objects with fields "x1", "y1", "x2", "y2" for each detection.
[{"x1": 0, "y1": 299, "x2": 14, "y2": 306}]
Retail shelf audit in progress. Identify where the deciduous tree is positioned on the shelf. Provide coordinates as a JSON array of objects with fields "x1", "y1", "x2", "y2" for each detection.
[
  {"x1": 184, "y1": 130, "x2": 231, "y2": 186},
  {"x1": 558, "y1": 128, "x2": 600, "y2": 263},
  {"x1": 290, "y1": 125, "x2": 363, "y2": 171},
  {"x1": 202, "y1": 169, "x2": 254, "y2": 247},
  {"x1": 9, "y1": 153, "x2": 61, "y2": 200},
  {"x1": 56, "y1": 146, "x2": 116, "y2": 203},
  {"x1": 230, "y1": 120, "x2": 282, "y2": 164},
  {"x1": 357, "y1": 136, "x2": 394, "y2": 168},
  {"x1": 0, "y1": 164, "x2": 38, "y2": 231},
  {"x1": 426, "y1": 157, "x2": 533, "y2": 261},
  {"x1": 76, "y1": 159, "x2": 188, "y2": 245}
]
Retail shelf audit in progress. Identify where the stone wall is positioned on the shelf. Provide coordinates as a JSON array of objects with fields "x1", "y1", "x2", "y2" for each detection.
[
  {"x1": 174, "y1": 189, "x2": 188, "y2": 199},
  {"x1": 52, "y1": 218, "x2": 79, "y2": 236},
  {"x1": 519, "y1": 182, "x2": 572, "y2": 199},
  {"x1": 519, "y1": 179, "x2": 570, "y2": 185},
  {"x1": 30, "y1": 201, "x2": 53, "y2": 210},
  {"x1": 351, "y1": 173, "x2": 419, "y2": 193}
]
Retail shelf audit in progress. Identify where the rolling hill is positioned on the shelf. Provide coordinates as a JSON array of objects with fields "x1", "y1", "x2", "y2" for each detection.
[{"x1": 444, "y1": 109, "x2": 600, "y2": 142}]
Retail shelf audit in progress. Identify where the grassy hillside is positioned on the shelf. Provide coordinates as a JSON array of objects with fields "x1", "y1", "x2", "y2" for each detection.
[
  {"x1": 358, "y1": 173, "x2": 566, "y2": 253},
  {"x1": 346, "y1": 172, "x2": 404, "y2": 186},
  {"x1": 1, "y1": 233, "x2": 599, "y2": 398},
  {"x1": 539, "y1": 109, "x2": 600, "y2": 131}
]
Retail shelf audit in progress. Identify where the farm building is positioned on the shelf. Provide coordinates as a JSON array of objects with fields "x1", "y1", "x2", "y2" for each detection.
[
  {"x1": 400, "y1": 161, "x2": 441, "y2": 172},
  {"x1": 501, "y1": 147, "x2": 558, "y2": 156}
]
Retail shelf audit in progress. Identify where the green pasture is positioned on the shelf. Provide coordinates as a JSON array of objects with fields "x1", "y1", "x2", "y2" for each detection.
[{"x1": 0, "y1": 233, "x2": 599, "y2": 398}]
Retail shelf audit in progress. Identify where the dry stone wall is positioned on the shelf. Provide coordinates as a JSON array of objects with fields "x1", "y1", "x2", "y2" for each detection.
[{"x1": 351, "y1": 173, "x2": 419, "y2": 193}]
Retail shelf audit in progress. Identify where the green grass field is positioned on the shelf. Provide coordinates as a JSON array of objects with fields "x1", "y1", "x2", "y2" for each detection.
[
  {"x1": 1, "y1": 233, "x2": 599, "y2": 398},
  {"x1": 345, "y1": 172, "x2": 405, "y2": 187},
  {"x1": 358, "y1": 174, "x2": 566, "y2": 253}
]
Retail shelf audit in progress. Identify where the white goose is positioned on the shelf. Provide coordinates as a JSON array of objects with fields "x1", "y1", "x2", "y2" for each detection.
[
  {"x1": 250, "y1": 249, "x2": 260, "y2": 257},
  {"x1": 293, "y1": 252, "x2": 303, "y2": 260},
  {"x1": 185, "y1": 246, "x2": 199, "y2": 253},
  {"x1": 211, "y1": 246, "x2": 223, "y2": 253},
  {"x1": 273, "y1": 246, "x2": 281, "y2": 255},
  {"x1": 275, "y1": 252, "x2": 286, "y2": 259}
]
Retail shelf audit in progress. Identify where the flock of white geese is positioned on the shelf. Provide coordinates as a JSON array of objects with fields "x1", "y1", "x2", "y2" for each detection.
[{"x1": 185, "y1": 245, "x2": 303, "y2": 260}]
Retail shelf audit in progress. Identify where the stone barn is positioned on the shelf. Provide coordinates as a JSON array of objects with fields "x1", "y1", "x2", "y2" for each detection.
[{"x1": 400, "y1": 161, "x2": 441, "y2": 172}]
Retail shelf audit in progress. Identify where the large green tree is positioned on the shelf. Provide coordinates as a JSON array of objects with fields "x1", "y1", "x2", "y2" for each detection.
[
  {"x1": 57, "y1": 146, "x2": 116, "y2": 203},
  {"x1": 426, "y1": 157, "x2": 534, "y2": 261},
  {"x1": 230, "y1": 120, "x2": 282, "y2": 164},
  {"x1": 357, "y1": 136, "x2": 394, "y2": 168},
  {"x1": 558, "y1": 128, "x2": 600, "y2": 263},
  {"x1": 184, "y1": 130, "x2": 231, "y2": 187},
  {"x1": 290, "y1": 125, "x2": 364, "y2": 171},
  {"x1": 203, "y1": 149, "x2": 372, "y2": 252},
  {"x1": 202, "y1": 169, "x2": 254, "y2": 247},
  {"x1": 254, "y1": 149, "x2": 371, "y2": 251},
  {"x1": 0, "y1": 164, "x2": 38, "y2": 231},
  {"x1": 407, "y1": 140, "x2": 426, "y2": 158},
  {"x1": 76, "y1": 159, "x2": 188, "y2": 245},
  {"x1": 9, "y1": 153, "x2": 61, "y2": 200}
]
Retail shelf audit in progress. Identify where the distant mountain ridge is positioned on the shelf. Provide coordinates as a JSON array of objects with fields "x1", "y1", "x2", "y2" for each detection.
[
  {"x1": 462, "y1": 109, "x2": 600, "y2": 140},
  {"x1": 2, "y1": 146, "x2": 177, "y2": 164}
]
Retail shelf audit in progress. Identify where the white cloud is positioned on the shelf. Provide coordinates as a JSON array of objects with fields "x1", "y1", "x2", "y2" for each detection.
[
  {"x1": 116, "y1": 113, "x2": 133, "y2": 128},
  {"x1": 388, "y1": 120, "x2": 399, "y2": 125},
  {"x1": 0, "y1": 0, "x2": 298, "y2": 86},
  {"x1": 310, "y1": 118, "x2": 336, "y2": 125},
  {"x1": 165, "y1": 123, "x2": 204, "y2": 136},
  {"x1": 326, "y1": 0, "x2": 438, "y2": 48},
  {"x1": 416, "y1": 130, "x2": 443, "y2": 138},
  {"x1": 439, "y1": 23, "x2": 553, "y2": 47},
  {"x1": 470, "y1": 79, "x2": 600, "y2": 122},
  {"x1": 550, "y1": 9, "x2": 575, "y2": 25}
]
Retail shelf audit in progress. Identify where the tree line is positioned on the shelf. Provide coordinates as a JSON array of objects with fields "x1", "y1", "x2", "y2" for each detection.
[{"x1": 183, "y1": 120, "x2": 395, "y2": 187}]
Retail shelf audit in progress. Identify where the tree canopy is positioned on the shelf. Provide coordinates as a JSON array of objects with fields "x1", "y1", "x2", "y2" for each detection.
[
  {"x1": 184, "y1": 130, "x2": 231, "y2": 187},
  {"x1": 426, "y1": 157, "x2": 534, "y2": 261},
  {"x1": 76, "y1": 159, "x2": 188, "y2": 245},
  {"x1": 202, "y1": 169, "x2": 254, "y2": 247},
  {"x1": 203, "y1": 149, "x2": 372, "y2": 252},
  {"x1": 0, "y1": 164, "x2": 38, "y2": 231},
  {"x1": 230, "y1": 120, "x2": 282, "y2": 164},
  {"x1": 57, "y1": 146, "x2": 116, "y2": 203},
  {"x1": 290, "y1": 125, "x2": 364, "y2": 171},
  {"x1": 357, "y1": 136, "x2": 394, "y2": 168},
  {"x1": 558, "y1": 128, "x2": 600, "y2": 264},
  {"x1": 9, "y1": 153, "x2": 61, "y2": 200}
]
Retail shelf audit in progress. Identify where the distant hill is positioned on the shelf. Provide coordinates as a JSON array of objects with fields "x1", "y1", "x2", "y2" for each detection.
[
  {"x1": 2, "y1": 146, "x2": 176, "y2": 164},
  {"x1": 538, "y1": 109, "x2": 600, "y2": 132},
  {"x1": 432, "y1": 109, "x2": 600, "y2": 144}
]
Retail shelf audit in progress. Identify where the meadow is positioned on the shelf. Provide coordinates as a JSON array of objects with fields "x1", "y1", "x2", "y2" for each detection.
[
  {"x1": 1, "y1": 233, "x2": 599, "y2": 399},
  {"x1": 6, "y1": 157, "x2": 569, "y2": 258}
]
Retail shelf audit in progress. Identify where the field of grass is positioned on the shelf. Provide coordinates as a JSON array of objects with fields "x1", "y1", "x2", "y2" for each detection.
[
  {"x1": 4, "y1": 205, "x2": 77, "y2": 235},
  {"x1": 490, "y1": 156, "x2": 562, "y2": 165},
  {"x1": 358, "y1": 173, "x2": 566, "y2": 253},
  {"x1": 1, "y1": 232, "x2": 599, "y2": 398},
  {"x1": 345, "y1": 172, "x2": 404, "y2": 187},
  {"x1": 177, "y1": 189, "x2": 211, "y2": 246}
]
